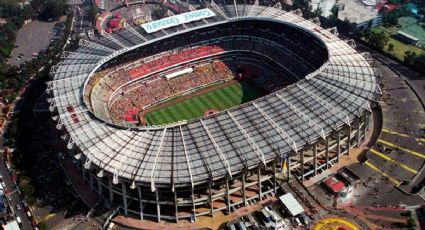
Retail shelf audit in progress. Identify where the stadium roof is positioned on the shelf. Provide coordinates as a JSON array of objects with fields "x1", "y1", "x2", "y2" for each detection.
[{"x1": 49, "y1": 4, "x2": 380, "y2": 189}]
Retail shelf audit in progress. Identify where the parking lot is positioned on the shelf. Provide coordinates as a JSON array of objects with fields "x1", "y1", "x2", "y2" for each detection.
[{"x1": 7, "y1": 19, "x2": 66, "y2": 66}]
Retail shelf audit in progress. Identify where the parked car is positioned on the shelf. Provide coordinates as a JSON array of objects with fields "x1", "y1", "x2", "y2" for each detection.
[{"x1": 16, "y1": 216, "x2": 22, "y2": 226}]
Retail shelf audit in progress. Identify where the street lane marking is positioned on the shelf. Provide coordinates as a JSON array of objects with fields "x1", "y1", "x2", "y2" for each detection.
[
  {"x1": 364, "y1": 160, "x2": 401, "y2": 186},
  {"x1": 377, "y1": 139, "x2": 425, "y2": 159},
  {"x1": 370, "y1": 149, "x2": 417, "y2": 174},
  {"x1": 382, "y1": 129, "x2": 425, "y2": 143}
]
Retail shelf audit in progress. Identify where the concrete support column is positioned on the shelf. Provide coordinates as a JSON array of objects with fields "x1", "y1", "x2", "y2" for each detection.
[
  {"x1": 300, "y1": 150, "x2": 305, "y2": 182},
  {"x1": 242, "y1": 174, "x2": 247, "y2": 206},
  {"x1": 347, "y1": 125, "x2": 351, "y2": 155},
  {"x1": 325, "y1": 138, "x2": 329, "y2": 169},
  {"x1": 137, "y1": 186, "x2": 143, "y2": 220},
  {"x1": 225, "y1": 176, "x2": 231, "y2": 213},
  {"x1": 272, "y1": 159, "x2": 277, "y2": 194},
  {"x1": 192, "y1": 187, "x2": 197, "y2": 221},
  {"x1": 96, "y1": 177, "x2": 102, "y2": 198},
  {"x1": 258, "y1": 166, "x2": 262, "y2": 201},
  {"x1": 356, "y1": 118, "x2": 361, "y2": 147},
  {"x1": 155, "y1": 189, "x2": 161, "y2": 222},
  {"x1": 336, "y1": 131, "x2": 341, "y2": 162},
  {"x1": 208, "y1": 183, "x2": 214, "y2": 218},
  {"x1": 121, "y1": 182, "x2": 128, "y2": 216},
  {"x1": 89, "y1": 173, "x2": 94, "y2": 191},
  {"x1": 313, "y1": 144, "x2": 317, "y2": 176},
  {"x1": 108, "y1": 177, "x2": 113, "y2": 203},
  {"x1": 174, "y1": 191, "x2": 179, "y2": 222},
  {"x1": 286, "y1": 157, "x2": 290, "y2": 180},
  {"x1": 82, "y1": 166, "x2": 87, "y2": 181},
  {"x1": 363, "y1": 114, "x2": 369, "y2": 140}
]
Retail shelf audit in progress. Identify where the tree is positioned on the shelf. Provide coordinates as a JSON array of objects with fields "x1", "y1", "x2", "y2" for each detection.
[
  {"x1": 337, "y1": 18, "x2": 356, "y2": 34},
  {"x1": 292, "y1": 0, "x2": 309, "y2": 11},
  {"x1": 407, "y1": 217, "x2": 416, "y2": 228},
  {"x1": 89, "y1": 4, "x2": 99, "y2": 25},
  {"x1": 382, "y1": 7, "x2": 408, "y2": 26},
  {"x1": 360, "y1": 28, "x2": 372, "y2": 41},
  {"x1": 368, "y1": 30, "x2": 388, "y2": 49},
  {"x1": 404, "y1": 51, "x2": 417, "y2": 65},
  {"x1": 39, "y1": 0, "x2": 66, "y2": 21},
  {"x1": 38, "y1": 221, "x2": 48, "y2": 230},
  {"x1": 388, "y1": 43, "x2": 395, "y2": 51},
  {"x1": 331, "y1": 5, "x2": 339, "y2": 18},
  {"x1": 412, "y1": 55, "x2": 425, "y2": 74}
]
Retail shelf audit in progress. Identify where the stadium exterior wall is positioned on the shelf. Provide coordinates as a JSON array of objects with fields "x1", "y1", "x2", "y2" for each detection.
[
  {"x1": 72, "y1": 112, "x2": 371, "y2": 222},
  {"x1": 49, "y1": 4, "x2": 380, "y2": 223}
]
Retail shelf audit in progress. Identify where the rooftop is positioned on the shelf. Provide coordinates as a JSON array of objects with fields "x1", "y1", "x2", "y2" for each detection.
[
  {"x1": 338, "y1": 0, "x2": 381, "y2": 24},
  {"x1": 279, "y1": 193, "x2": 304, "y2": 216}
]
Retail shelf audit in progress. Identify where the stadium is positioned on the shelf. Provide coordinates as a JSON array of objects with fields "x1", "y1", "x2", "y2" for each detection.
[{"x1": 48, "y1": 2, "x2": 381, "y2": 223}]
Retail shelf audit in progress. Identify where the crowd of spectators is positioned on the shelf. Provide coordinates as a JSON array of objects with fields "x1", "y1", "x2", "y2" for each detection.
[
  {"x1": 127, "y1": 44, "x2": 225, "y2": 79},
  {"x1": 86, "y1": 21, "x2": 329, "y2": 124},
  {"x1": 108, "y1": 59, "x2": 235, "y2": 122}
]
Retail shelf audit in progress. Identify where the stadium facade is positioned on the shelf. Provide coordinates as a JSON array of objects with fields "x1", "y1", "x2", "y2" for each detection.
[{"x1": 48, "y1": 3, "x2": 381, "y2": 222}]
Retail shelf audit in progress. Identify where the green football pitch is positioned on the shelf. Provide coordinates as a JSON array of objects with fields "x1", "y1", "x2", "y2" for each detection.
[{"x1": 145, "y1": 81, "x2": 262, "y2": 125}]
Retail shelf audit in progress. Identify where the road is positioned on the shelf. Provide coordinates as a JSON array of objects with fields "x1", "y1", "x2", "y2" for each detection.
[
  {"x1": 72, "y1": 0, "x2": 93, "y2": 40},
  {"x1": 0, "y1": 152, "x2": 33, "y2": 229}
]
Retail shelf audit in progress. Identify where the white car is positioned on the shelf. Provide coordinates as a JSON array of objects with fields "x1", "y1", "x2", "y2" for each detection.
[{"x1": 16, "y1": 216, "x2": 22, "y2": 225}]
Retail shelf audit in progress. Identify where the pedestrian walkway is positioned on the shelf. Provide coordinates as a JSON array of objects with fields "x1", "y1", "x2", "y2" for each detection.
[{"x1": 112, "y1": 196, "x2": 278, "y2": 230}]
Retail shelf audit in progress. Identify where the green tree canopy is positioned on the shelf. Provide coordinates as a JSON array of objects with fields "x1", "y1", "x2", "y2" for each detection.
[{"x1": 39, "y1": 0, "x2": 66, "y2": 21}]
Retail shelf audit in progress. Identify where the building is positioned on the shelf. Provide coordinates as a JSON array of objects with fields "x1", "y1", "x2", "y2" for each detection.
[
  {"x1": 48, "y1": 4, "x2": 380, "y2": 223},
  {"x1": 396, "y1": 31, "x2": 419, "y2": 45},
  {"x1": 279, "y1": 193, "x2": 304, "y2": 217},
  {"x1": 337, "y1": 0, "x2": 382, "y2": 28},
  {"x1": 310, "y1": 0, "x2": 336, "y2": 17}
]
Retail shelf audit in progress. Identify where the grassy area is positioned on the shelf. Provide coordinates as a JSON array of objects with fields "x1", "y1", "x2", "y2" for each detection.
[
  {"x1": 372, "y1": 27, "x2": 425, "y2": 61},
  {"x1": 145, "y1": 81, "x2": 261, "y2": 125}
]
